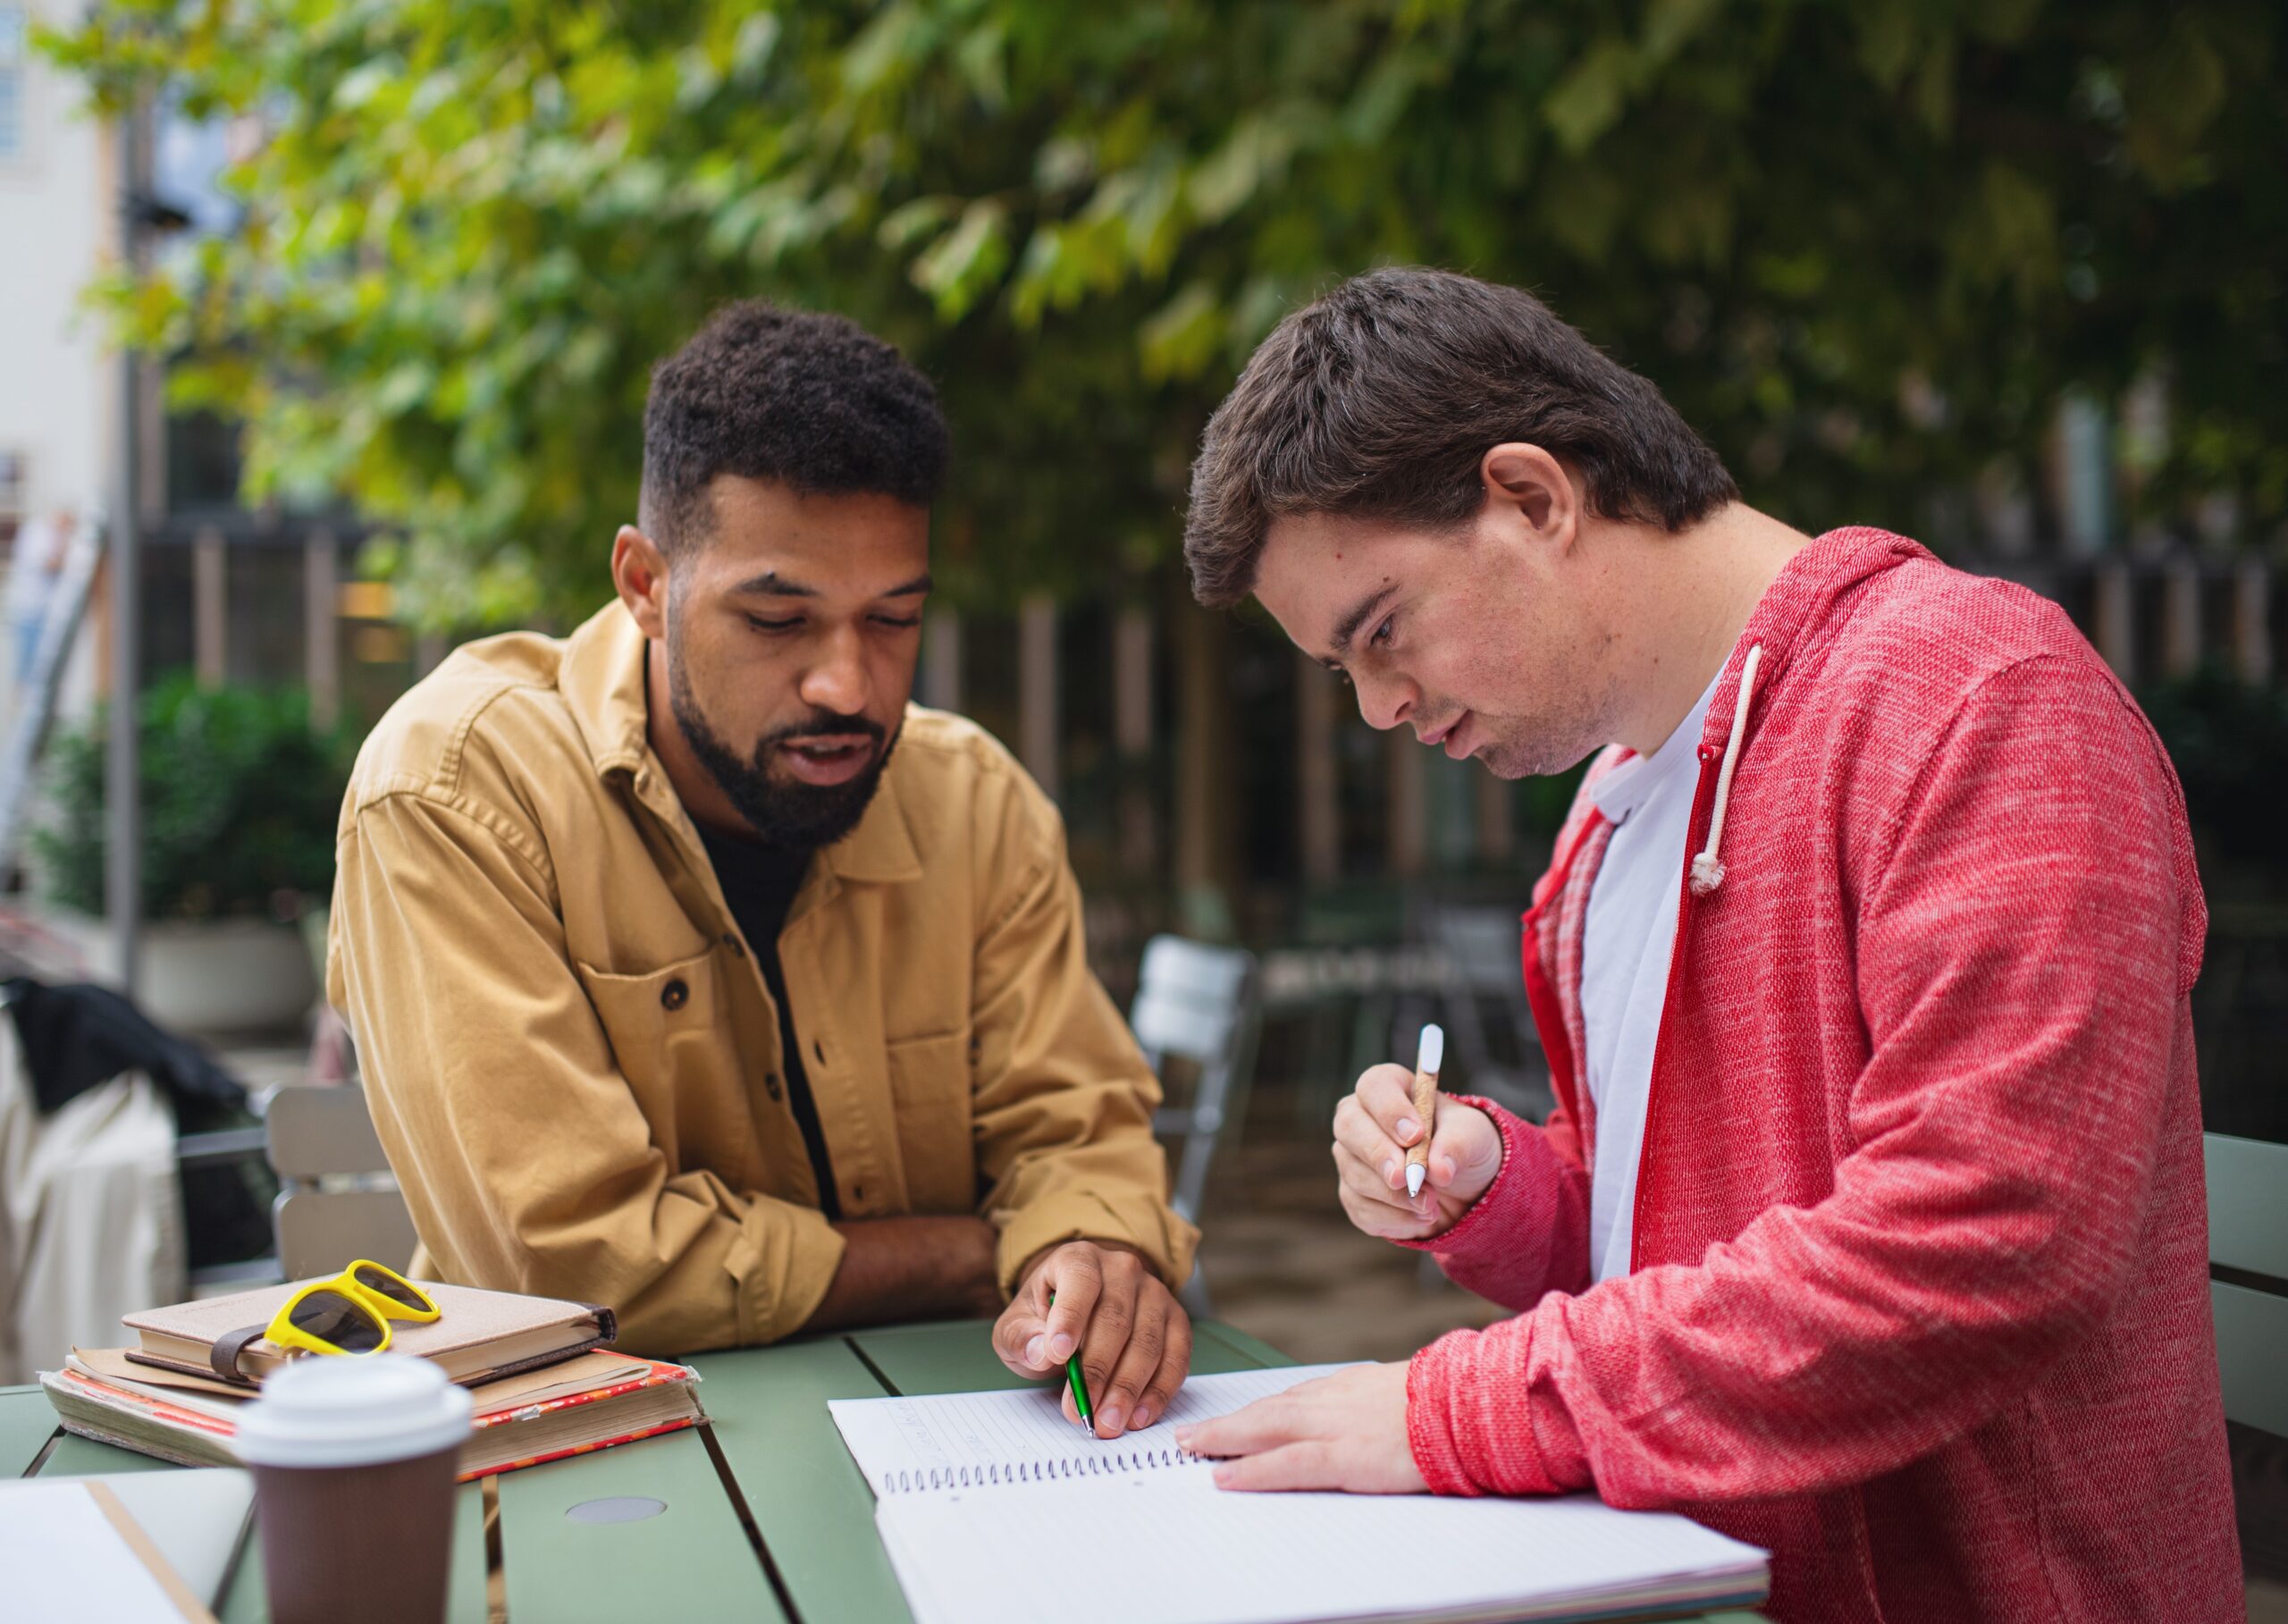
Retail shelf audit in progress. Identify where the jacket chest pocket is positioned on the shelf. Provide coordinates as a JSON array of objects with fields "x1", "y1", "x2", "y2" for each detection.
[
  {"x1": 574, "y1": 948, "x2": 750, "y2": 1182},
  {"x1": 884, "y1": 1031, "x2": 974, "y2": 1214}
]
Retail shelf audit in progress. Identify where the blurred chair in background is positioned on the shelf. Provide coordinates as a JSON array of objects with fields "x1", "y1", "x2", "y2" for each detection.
[
  {"x1": 1131, "y1": 934, "x2": 1259, "y2": 1317},
  {"x1": 2208, "y1": 1132, "x2": 2288, "y2": 1596}
]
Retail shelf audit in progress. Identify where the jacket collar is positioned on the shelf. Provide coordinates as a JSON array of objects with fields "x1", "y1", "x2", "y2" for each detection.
[
  {"x1": 559, "y1": 601, "x2": 924, "y2": 886},
  {"x1": 1696, "y1": 526, "x2": 1930, "y2": 759}
]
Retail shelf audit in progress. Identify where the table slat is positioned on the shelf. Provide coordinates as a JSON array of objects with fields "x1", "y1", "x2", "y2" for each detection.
[
  {"x1": 496, "y1": 1425, "x2": 784, "y2": 1623},
  {"x1": 35, "y1": 1430, "x2": 176, "y2": 1477},
  {"x1": 216, "y1": 1479, "x2": 491, "y2": 1624},
  {"x1": 1195, "y1": 1319, "x2": 1295, "y2": 1370},
  {"x1": 688, "y1": 1337, "x2": 912, "y2": 1624},
  {"x1": 0, "y1": 1387, "x2": 60, "y2": 1477}
]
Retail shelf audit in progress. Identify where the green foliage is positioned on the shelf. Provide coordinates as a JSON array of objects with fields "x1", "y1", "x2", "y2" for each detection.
[
  {"x1": 34, "y1": 675, "x2": 354, "y2": 921},
  {"x1": 42, "y1": 0, "x2": 2285, "y2": 628}
]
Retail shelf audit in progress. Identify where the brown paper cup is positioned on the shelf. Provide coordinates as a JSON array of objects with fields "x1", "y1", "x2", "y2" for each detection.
[
  {"x1": 233, "y1": 1353, "x2": 473, "y2": 1624},
  {"x1": 250, "y1": 1443, "x2": 460, "y2": 1624}
]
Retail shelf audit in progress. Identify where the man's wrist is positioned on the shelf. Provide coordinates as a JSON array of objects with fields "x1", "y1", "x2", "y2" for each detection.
[
  {"x1": 1014, "y1": 1235, "x2": 1161, "y2": 1292},
  {"x1": 1397, "y1": 1095, "x2": 1512, "y2": 1252}
]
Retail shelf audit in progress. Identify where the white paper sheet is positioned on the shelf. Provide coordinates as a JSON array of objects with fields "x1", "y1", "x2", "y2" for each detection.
[
  {"x1": 832, "y1": 1366, "x2": 1767, "y2": 1624},
  {"x1": 830, "y1": 1363, "x2": 1356, "y2": 1494},
  {"x1": 0, "y1": 1478, "x2": 209, "y2": 1622},
  {"x1": 878, "y1": 1469, "x2": 1769, "y2": 1624}
]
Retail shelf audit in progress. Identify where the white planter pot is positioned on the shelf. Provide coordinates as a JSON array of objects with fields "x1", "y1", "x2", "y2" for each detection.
[{"x1": 139, "y1": 918, "x2": 318, "y2": 1037}]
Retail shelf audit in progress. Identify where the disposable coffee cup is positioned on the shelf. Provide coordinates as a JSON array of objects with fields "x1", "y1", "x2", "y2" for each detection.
[{"x1": 235, "y1": 1352, "x2": 473, "y2": 1624}]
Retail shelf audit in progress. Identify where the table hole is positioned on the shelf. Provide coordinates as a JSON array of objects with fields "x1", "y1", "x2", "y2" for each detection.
[{"x1": 565, "y1": 1495, "x2": 668, "y2": 1524}]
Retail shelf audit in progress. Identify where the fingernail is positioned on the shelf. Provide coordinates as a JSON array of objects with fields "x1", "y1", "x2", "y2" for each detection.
[
  {"x1": 1173, "y1": 1426, "x2": 1195, "y2": 1449},
  {"x1": 1382, "y1": 1158, "x2": 1400, "y2": 1184},
  {"x1": 1132, "y1": 1404, "x2": 1153, "y2": 1428},
  {"x1": 1099, "y1": 1406, "x2": 1125, "y2": 1434},
  {"x1": 1048, "y1": 1333, "x2": 1075, "y2": 1361},
  {"x1": 1213, "y1": 1465, "x2": 1234, "y2": 1487},
  {"x1": 1396, "y1": 1117, "x2": 1418, "y2": 1143},
  {"x1": 1024, "y1": 1335, "x2": 1045, "y2": 1366}
]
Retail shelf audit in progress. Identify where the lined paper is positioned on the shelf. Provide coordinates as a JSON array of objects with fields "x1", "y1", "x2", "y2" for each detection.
[
  {"x1": 830, "y1": 1364, "x2": 1354, "y2": 1494},
  {"x1": 878, "y1": 1469, "x2": 1769, "y2": 1624}
]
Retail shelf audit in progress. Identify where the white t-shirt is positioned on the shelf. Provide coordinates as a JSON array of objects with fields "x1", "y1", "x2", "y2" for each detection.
[{"x1": 1577, "y1": 663, "x2": 1724, "y2": 1283}]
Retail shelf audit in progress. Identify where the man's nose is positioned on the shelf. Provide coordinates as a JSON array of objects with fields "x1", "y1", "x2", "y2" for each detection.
[
  {"x1": 1355, "y1": 673, "x2": 1413, "y2": 733},
  {"x1": 798, "y1": 628, "x2": 871, "y2": 719}
]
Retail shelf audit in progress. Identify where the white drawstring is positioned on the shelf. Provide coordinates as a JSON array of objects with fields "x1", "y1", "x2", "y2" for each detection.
[{"x1": 1688, "y1": 642, "x2": 1762, "y2": 897}]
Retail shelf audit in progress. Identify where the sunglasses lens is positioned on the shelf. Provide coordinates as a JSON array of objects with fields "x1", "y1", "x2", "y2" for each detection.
[
  {"x1": 290, "y1": 1290, "x2": 385, "y2": 1353},
  {"x1": 352, "y1": 1265, "x2": 430, "y2": 1311}
]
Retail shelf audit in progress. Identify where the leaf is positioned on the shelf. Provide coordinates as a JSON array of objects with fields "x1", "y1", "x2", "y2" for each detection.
[
  {"x1": 1138, "y1": 282, "x2": 1223, "y2": 382},
  {"x1": 2123, "y1": 21, "x2": 2227, "y2": 184},
  {"x1": 910, "y1": 199, "x2": 1011, "y2": 320},
  {"x1": 1642, "y1": 0, "x2": 1722, "y2": 65},
  {"x1": 1544, "y1": 38, "x2": 1636, "y2": 154}
]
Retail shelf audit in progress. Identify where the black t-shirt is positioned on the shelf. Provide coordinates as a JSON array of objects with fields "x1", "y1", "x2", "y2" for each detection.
[{"x1": 694, "y1": 824, "x2": 840, "y2": 1222}]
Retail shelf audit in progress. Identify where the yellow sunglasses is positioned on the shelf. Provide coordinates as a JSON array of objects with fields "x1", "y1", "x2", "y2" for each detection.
[{"x1": 265, "y1": 1261, "x2": 441, "y2": 1359}]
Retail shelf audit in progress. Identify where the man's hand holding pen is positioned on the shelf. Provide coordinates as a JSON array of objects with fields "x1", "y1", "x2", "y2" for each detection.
[
  {"x1": 1332, "y1": 1064, "x2": 1503, "y2": 1241},
  {"x1": 993, "y1": 1239, "x2": 1192, "y2": 1438}
]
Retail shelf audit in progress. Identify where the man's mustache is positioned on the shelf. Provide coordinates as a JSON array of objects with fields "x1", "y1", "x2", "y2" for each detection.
[{"x1": 761, "y1": 712, "x2": 887, "y2": 749}]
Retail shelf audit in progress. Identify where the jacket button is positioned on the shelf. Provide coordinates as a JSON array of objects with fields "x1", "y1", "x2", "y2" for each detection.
[
  {"x1": 722, "y1": 933, "x2": 744, "y2": 957},
  {"x1": 660, "y1": 979, "x2": 689, "y2": 1012},
  {"x1": 764, "y1": 1073, "x2": 783, "y2": 1101}
]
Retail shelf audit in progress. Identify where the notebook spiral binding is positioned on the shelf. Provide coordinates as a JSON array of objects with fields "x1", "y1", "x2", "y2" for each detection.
[{"x1": 890, "y1": 1447, "x2": 1196, "y2": 1493}]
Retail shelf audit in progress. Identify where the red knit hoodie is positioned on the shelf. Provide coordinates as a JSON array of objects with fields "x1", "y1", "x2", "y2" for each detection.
[{"x1": 1401, "y1": 527, "x2": 2242, "y2": 1621}]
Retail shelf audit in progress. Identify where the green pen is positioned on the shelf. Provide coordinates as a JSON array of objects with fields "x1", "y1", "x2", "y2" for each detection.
[{"x1": 1047, "y1": 1291, "x2": 1094, "y2": 1435}]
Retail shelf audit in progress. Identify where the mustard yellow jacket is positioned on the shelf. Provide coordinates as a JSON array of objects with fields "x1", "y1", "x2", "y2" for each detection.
[{"x1": 326, "y1": 602, "x2": 1195, "y2": 1355}]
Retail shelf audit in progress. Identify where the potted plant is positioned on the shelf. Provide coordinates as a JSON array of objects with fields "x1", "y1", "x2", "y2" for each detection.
[{"x1": 33, "y1": 675, "x2": 354, "y2": 1034}]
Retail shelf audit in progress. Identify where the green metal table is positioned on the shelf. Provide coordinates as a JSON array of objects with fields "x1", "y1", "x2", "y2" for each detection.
[{"x1": 1, "y1": 1318, "x2": 1763, "y2": 1622}]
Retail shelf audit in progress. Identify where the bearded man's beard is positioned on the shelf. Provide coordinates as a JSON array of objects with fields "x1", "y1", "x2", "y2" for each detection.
[{"x1": 668, "y1": 637, "x2": 898, "y2": 849}]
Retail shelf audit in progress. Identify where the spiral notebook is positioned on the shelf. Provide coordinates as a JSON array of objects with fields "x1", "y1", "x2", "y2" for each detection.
[{"x1": 829, "y1": 1366, "x2": 1769, "y2": 1624}]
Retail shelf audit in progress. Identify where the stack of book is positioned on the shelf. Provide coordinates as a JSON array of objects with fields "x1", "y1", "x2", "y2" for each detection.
[{"x1": 39, "y1": 1278, "x2": 704, "y2": 1482}]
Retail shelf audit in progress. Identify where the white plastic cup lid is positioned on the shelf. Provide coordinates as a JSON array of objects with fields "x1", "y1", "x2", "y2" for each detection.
[{"x1": 234, "y1": 1352, "x2": 472, "y2": 1469}]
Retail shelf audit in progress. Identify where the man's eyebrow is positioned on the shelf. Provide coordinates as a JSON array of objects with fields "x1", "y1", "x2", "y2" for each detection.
[
  {"x1": 727, "y1": 571, "x2": 820, "y2": 599},
  {"x1": 1327, "y1": 584, "x2": 1399, "y2": 661},
  {"x1": 725, "y1": 571, "x2": 934, "y2": 599}
]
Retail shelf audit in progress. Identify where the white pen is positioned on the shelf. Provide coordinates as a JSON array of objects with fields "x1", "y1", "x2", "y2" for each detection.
[{"x1": 1405, "y1": 1024, "x2": 1444, "y2": 1199}]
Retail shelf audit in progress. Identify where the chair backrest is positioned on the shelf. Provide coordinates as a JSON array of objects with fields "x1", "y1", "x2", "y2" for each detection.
[
  {"x1": 2206, "y1": 1132, "x2": 2288, "y2": 1436},
  {"x1": 266, "y1": 1085, "x2": 418, "y2": 1279},
  {"x1": 1131, "y1": 936, "x2": 1255, "y2": 1069},
  {"x1": 265, "y1": 1084, "x2": 391, "y2": 1178}
]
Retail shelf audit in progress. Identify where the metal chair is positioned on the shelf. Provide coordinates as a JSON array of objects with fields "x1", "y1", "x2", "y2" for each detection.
[
  {"x1": 265, "y1": 1084, "x2": 417, "y2": 1279},
  {"x1": 1131, "y1": 935, "x2": 1259, "y2": 1317},
  {"x1": 2208, "y1": 1132, "x2": 2288, "y2": 1438}
]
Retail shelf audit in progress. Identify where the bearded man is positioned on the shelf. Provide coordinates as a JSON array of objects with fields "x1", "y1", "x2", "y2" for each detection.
[{"x1": 326, "y1": 303, "x2": 1196, "y2": 1436}]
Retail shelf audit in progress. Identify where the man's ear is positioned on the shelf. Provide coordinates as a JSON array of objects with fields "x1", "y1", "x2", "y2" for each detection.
[
  {"x1": 611, "y1": 525, "x2": 670, "y2": 639},
  {"x1": 1480, "y1": 443, "x2": 1580, "y2": 554}
]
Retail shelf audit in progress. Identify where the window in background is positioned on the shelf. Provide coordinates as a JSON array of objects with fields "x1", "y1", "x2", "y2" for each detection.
[{"x1": 0, "y1": 7, "x2": 25, "y2": 164}]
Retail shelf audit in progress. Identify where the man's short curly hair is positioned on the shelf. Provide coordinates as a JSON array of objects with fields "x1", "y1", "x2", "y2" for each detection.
[{"x1": 640, "y1": 300, "x2": 949, "y2": 551}]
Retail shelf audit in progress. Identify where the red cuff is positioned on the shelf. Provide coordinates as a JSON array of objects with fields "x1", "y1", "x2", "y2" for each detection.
[
  {"x1": 1393, "y1": 1096, "x2": 1527, "y2": 1265},
  {"x1": 1405, "y1": 1309, "x2": 1593, "y2": 1497}
]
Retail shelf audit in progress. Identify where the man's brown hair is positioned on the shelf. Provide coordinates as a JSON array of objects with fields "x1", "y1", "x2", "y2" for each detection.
[{"x1": 1182, "y1": 268, "x2": 1739, "y2": 607}]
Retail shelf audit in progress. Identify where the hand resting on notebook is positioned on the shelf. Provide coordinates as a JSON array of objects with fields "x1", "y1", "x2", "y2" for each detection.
[
  {"x1": 992, "y1": 1240, "x2": 1190, "y2": 1439},
  {"x1": 1176, "y1": 1360, "x2": 1424, "y2": 1494}
]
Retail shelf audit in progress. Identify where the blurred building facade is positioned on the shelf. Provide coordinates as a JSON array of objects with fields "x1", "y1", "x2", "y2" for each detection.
[
  {"x1": 0, "y1": 0, "x2": 107, "y2": 722},
  {"x1": 0, "y1": 19, "x2": 416, "y2": 749}
]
